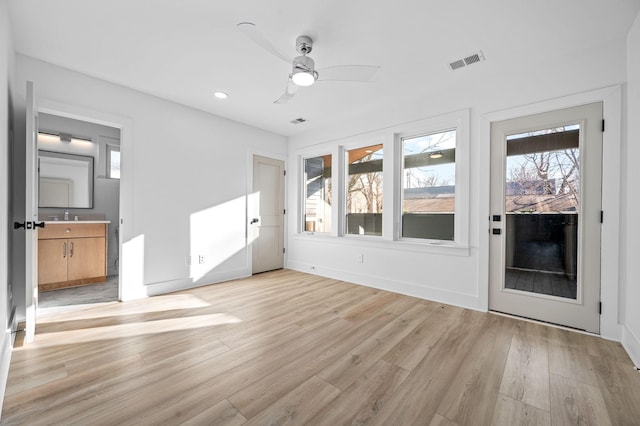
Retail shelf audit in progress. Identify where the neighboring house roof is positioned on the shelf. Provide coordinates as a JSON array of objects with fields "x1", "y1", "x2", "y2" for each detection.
[{"x1": 403, "y1": 192, "x2": 577, "y2": 213}]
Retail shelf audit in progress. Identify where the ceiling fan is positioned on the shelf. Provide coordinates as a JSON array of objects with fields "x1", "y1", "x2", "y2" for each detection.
[{"x1": 237, "y1": 22, "x2": 380, "y2": 104}]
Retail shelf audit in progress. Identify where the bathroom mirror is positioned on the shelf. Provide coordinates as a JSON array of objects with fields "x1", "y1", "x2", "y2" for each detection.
[{"x1": 38, "y1": 150, "x2": 94, "y2": 208}]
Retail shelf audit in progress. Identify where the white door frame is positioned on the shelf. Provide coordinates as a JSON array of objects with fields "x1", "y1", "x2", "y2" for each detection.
[
  {"x1": 24, "y1": 82, "x2": 38, "y2": 343},
  {"x1": 489, "y1": 102, "x2": 603, "y2": 333},
  {"x1": 246, "y1": 150, "x2": 287, "y2": 274},
  {"x1": 36, "y1": 98, "x2": 134, "y2": 302},
  {"x1": 480, "y1": 86, "x2": 622, "y2": 340}
]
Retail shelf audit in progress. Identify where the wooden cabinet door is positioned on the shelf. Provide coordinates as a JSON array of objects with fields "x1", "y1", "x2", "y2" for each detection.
[
  {"x1": 67, "y1": 238, "x2": 106, "y2": 281},
  {"x1": 38, "y1": 239, "x2": 68, "y2": 285}
]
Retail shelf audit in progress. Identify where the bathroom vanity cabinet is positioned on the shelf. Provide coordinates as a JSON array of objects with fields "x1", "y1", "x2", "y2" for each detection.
[{"x1": 38, "y1": 222, "x2": 108, "y2": 291}]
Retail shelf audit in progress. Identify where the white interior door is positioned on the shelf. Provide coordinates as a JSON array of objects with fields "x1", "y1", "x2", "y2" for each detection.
[
  {"x1": 251, "y1": 155, "x2": 284, "y2": 274},
  {"x1": 24, "y1": 81, "x2": 39, "y2": 343},
  {"x1": 489, "y1": 102, "x2": 603, "y2": 333}
]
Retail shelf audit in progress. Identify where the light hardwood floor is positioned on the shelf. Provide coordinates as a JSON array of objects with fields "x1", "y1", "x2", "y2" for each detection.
[{"x1": 2, "y1": 269, "x2": 639, "y2": 425}]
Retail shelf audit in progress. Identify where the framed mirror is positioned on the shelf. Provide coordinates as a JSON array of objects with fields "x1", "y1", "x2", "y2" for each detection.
[{"x1": 38, "y1": 150, "x2": 94, "y2": 208}]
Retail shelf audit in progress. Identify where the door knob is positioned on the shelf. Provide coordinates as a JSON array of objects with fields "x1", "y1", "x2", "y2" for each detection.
[{"x1": 250, "y1": 218, "x2": 259, "y2": 224}]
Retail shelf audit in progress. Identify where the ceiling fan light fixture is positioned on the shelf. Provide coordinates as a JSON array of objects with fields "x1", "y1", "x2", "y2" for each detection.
[
  {"x1": 291, "y1": 55, "x2": 317, "y2": 87},
  {"x1": 292, "y1": 70, "x2": 316, "y2": 87}
]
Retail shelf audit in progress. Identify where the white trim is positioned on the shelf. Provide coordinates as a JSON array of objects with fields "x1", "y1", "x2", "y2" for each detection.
[
  {"x1": 144, "y1": 268, "x2": 251, "y2": 296},
  {"x1": 246, "y1": 150, "x2": 288, "y2": 272},
  {"x1": 481, "y1": 85, "x2": 623, "y2": 339},
  {"x1": 294, "y1": 109, "x2": 471, "y2": 251},
  {"x1": 287, "y1": 260, "x2": 482, "y2": 311},
  {"x1": 293, "y1": 233, "x2": 470, "y2": 256},
  {"x1": 0, "y1": 330, "x2": 15, "y2": 418},
  {"x1": 299, "y1": 152, "x2": 334, "y2": 236},
  {"x1": 621, "y1": 325, "x2": 640, "y2": 368},
  {"x1": 37, "y1": 98, "x2": 133, "y2": 303}
]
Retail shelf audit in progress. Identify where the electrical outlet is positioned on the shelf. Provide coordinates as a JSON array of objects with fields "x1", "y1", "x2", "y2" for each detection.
[{"x1": 198, "y1": 255, "x2": 205, "y2": 264}]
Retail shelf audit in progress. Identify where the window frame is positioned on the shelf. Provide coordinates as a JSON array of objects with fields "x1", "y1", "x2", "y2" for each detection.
[
  {"x1": 394, "y1": 110, "x2": 469, "y2": 247},
  {"x1": 342, "y1": 134, "x2": 387, "y2": 239},
  {"x1": 398, "y1": 127, "x2": 458, "y2": 243},
  {"x1": 106, "y1": 144, "x2": 121, "y2": 180},
  {"x1": 301, "y1": 152, "x2": 334, "y2": 235},
  {"x1": 295, "y1": 109, "x2": 469, "y2": 252}
]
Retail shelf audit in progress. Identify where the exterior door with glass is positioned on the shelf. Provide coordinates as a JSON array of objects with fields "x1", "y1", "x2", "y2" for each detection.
[{"x1": 489, "y1": 102, "x2": 603, "y2": 333}]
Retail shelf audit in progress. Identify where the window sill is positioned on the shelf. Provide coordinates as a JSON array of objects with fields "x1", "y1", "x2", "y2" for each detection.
[{"x1": 293, "y1": 233, "x2": 470, "y2": 257}]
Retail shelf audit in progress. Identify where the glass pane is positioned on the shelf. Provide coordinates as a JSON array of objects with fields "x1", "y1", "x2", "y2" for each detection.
[
  {"x1": 109, "y1": 149, "x2": 121, "y2": 179},
  {"x1": 304, "y1": 155, "x2": 332, "y2": 233},
  {"x1": 402, "y1": 130, "x2": 456, "y2": 240},
  {"x1": 504, "y1": 125, "x2": 579, "y2": 299},
  {"x1": 346, "y1": 144, "x2": 383, "y2": 235}
]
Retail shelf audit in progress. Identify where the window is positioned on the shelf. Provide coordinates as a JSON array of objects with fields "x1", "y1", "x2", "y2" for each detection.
[
  {"x1": 346, "y1": 144, "x2": 383, "y2": 236},
  {"x1": 297, "y1": 109, "x2": 469, "y2": 248},
  {"x1": 107, "y1": 145, "x2": 120, "y2": 179},
  {"x1": 401, "y1": 130, "x2": 456, "y2": 240},
  {"x1": 304, "y1": 154, "x2": 332, "y2": 233}
]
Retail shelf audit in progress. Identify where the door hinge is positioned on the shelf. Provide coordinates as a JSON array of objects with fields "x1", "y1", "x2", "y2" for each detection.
[
  {"x1": 600, "y1": 211, "x2": 604, "y2": 223},
  {"x1": 602, "y1": 119, "x2": 605, "y2": 132},
  {"x1": 283, "y1": 209, "x2": 286, "y2": 215},
  {"x1": 599, "y1": 301, "x2": 602, "y2": 314},
  {"x1": 283, "y1": 247, "x2": 286, "y2": 254},
  {"x1": 283, "y1": 170, "x2": 286, "y2": 176}
]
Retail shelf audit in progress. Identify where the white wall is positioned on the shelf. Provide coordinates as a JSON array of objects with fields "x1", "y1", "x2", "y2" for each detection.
[
  {"x1": 13, "y1": 54, "x2": 287, "y2": 306},
  {"x1": 621, "y1": 11, "x2": 640, "y2": 366},
  {"x1": 0, "y1": 0, "x2": 15, "y2": 412},
  {"x1": 288, "y1": 35, "x2": 627, "y2": 322}
]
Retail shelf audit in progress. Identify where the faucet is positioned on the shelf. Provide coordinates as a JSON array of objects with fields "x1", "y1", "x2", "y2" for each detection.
[{"x1": 64, "y1": 209, "x2": 69, "y2": 221}]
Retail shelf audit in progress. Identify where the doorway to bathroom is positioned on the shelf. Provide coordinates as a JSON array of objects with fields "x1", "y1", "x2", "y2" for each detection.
[{"x1": 36, "y1": 112, "x2": 121, "y2": 315}]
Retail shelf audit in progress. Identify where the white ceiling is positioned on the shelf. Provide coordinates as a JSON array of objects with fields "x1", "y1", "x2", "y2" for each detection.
[{"x1": 8, "y1": 0, "x2": 640, "y2": 136}]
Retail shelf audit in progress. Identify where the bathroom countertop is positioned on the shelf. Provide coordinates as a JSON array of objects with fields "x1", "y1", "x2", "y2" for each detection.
[{"x1": 43, "y1": 220, "x2": 111, "y2": 224}]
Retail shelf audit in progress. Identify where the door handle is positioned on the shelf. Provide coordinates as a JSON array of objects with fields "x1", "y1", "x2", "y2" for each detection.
[
  {"x1": 63, "y1": 242, "x2": 67, "y2": 258},
  {"x1": 250, "y1": 218, "x2": 260, "y2": 224},
  {"x1": 69, "y1": 242, "x2": 74, "y2": 257},
  {"x1": 13, "y1": 221, "x2": 45, "y2": 230}
]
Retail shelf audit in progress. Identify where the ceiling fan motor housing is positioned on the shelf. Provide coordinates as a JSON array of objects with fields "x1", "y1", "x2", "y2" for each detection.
[
  {"x1": 296, "y1": 35, "x2": 313, "y2": 54},
  {"x1": 293, "y1": 55, "x2": 315, "y2": 73}
]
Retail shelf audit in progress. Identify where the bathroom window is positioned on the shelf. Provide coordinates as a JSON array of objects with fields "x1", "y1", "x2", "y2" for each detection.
[{"x1": 107, "y1": 145, "x2": 120, "y2": 179}]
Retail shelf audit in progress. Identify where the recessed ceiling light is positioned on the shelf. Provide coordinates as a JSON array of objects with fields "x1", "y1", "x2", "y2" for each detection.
[{"x1": 214, "y1": 91, "x2": 228, "y2": 99}]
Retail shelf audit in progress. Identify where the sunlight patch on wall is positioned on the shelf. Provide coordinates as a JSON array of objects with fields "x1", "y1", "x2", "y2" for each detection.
[
  {"x1": 121, "y1": 234, "x2": 146, "y2": 300},
  {"x1": 189, "y1": 196, "x2": 247, "y2": 282}
]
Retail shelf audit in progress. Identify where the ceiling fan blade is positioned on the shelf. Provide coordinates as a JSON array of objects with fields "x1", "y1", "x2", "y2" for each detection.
[
  {"x1": 237, "y1": 22, "x2": 292, "y2": 64},
  {"x1": 274, "y1": 78, "x2": 298, "y2": 104},
  {"x1": 316, "y1": 65, "x2": 380, "y2": 82}
]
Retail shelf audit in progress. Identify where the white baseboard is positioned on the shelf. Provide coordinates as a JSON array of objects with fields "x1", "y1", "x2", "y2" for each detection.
[
  {"x1": 144, "y1": 267, "x2": 251, "y2": 297},
  {"x1": 287, "y1": 260, "x2": 483, "y2": 312},
  {"x1": 0, "y1": 330, "x2": 15, "y2": 419},
  {"x1": 621, "y1": 325, "x2": 640, "y2": 368}
]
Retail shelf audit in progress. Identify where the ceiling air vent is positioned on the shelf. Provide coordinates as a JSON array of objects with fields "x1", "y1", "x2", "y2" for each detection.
[
  {"x1": 449, "y1": 50, "x2": 485, "y2": 71},
  {"x1": 290, "y1": 117, "x2": 307, "y2": 124}
]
